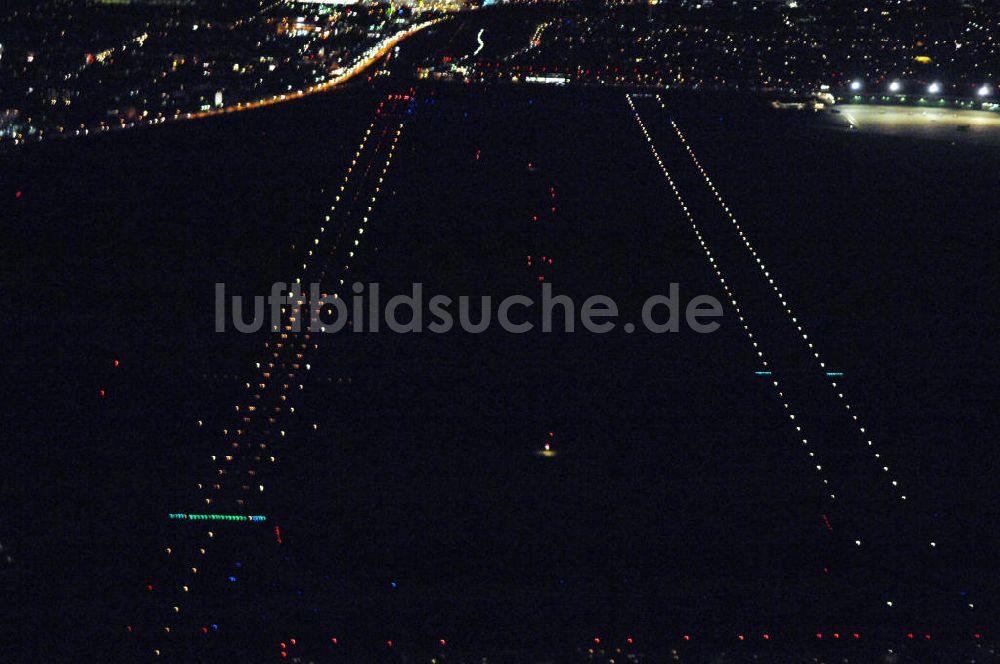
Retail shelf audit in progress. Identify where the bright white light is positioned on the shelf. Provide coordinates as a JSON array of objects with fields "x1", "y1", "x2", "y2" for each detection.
[
  {"x1": 889, "y1": 80, "x2": 902, "y2": 92},
  {"x1": 928, "y1": 82, "x2": 941, "y2": 94},
  {"x1": 850, "y1": 80, "x2": 863, "y2": 91},
  {"x1": 977, "y1": 84, "x2": 992, "y2": 97}
]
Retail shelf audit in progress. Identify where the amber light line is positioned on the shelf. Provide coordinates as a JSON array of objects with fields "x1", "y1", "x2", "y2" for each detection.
[{"x1": 140, "y1": 96, "x2": 412, "y2": 658}]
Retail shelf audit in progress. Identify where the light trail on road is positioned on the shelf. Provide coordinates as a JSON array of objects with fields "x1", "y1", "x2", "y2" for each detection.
[
  {"x1": 474, "y1": 28, "x2": 486, "y2": 56},
  {"x1": 173, "y1": 22, "x2": 439, "y2": 123},
  {"x1": 6, "y1": 19, "x2": 439, "y2": 149}
]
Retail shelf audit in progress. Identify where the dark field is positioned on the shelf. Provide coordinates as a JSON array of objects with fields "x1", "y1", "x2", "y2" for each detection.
[{"x1": 3, "y1": 29, "x2": 999, "y2": 659}]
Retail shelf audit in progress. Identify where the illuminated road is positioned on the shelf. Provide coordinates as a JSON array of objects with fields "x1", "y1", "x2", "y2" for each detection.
[
  {"x1": 11, "y1": 19, "x2": 441, "y2": 147},
  {"x1": 179, "y1": 21, "x2": 441, "y2": 123}
]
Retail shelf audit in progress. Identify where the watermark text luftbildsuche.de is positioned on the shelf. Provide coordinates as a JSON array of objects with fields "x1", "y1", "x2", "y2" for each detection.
[{"x1": 215, "y1": 282, "x2": 723, "y2": 335}]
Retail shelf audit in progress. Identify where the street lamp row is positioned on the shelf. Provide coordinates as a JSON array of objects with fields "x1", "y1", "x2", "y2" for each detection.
[{"x1": 849, "y1": 79, "x2": 992, "y2": 97}]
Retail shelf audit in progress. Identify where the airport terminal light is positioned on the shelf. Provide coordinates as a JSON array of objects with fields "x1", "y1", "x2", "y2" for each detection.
[
  {"x1": 850, "y1": 80, "x2": 863, "y2": 91},
  {"x1": 927, "y1": 82, "x2": 941, "y2": 94},
  {"x1": 889, "y1": 80, "x2": 901, "y2": 92},
  {"x1": 977, "y1": 84, "x2": 992, "y2": 97}
]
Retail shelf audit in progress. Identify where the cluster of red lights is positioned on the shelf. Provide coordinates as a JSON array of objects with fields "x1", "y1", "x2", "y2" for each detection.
[
  {"x1": 260, "y1": 625, "x2": 982, "y2": 657},
  {"x1": 582, "y1": 632, "x2": 989, "y2": 643},
  {"x1": 278, "y1": 637, "x2": 297, "y2": 658},
  {"x1": 821, "y1": 513, "x2": 834, "y2": 532},
  {"x1": 98, "y1": 358, "x2": 121, "y2": 399},
  {"x1": 525, "y1": 172, "x2": 557, "y2": 282},
  {"x1": 136, "y1": 628, "x2": 987, "y2": 646}
]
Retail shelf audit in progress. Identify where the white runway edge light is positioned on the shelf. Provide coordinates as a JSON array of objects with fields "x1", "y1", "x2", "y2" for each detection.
[
  {"x1": 627, "y1": 94, "x2": 839, "y2": 511},
  {"x1": 632, "y1": 92, "x2": 960, "y2": 616},
  {"x1": 654, "y1": 94, "x2": 910, "y2": 505},
  {"x1": 652, "y1": 95, "x2": 962, "y2": 604}
]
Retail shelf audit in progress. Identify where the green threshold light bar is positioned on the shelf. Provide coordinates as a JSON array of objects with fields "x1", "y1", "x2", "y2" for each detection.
[{"x1": 168, "y1": 513, "x2": 267, "y2": 522}]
